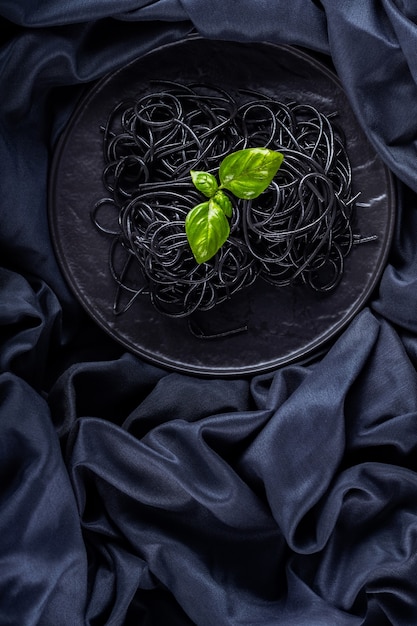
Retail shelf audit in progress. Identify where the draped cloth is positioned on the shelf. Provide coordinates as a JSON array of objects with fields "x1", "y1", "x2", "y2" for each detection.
[{"x1": 1, "y1": 1, "x2": 417, "y2": 624}]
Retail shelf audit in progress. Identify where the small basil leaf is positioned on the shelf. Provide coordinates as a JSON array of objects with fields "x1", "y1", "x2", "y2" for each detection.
[
  {"x1": 211, "y1": 190, "x2": 232, "y2": 217},
  {"x1": 190, "y1": 170, "x2": 219, "y2": 197},
  {"x1": 219, "y1": 147, "x2": 284, "y2": 199},
  {"x1": 185, "y1": 201, "x2": 230, "y2": 264}
]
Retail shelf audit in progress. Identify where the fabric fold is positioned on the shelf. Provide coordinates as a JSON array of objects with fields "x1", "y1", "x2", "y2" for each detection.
[{"x1": 0, "y1": 373, "x2": 87, "y2": 625}]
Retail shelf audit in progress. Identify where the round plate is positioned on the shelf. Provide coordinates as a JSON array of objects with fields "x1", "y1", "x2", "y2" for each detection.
[{"x1": 49, "y1": 36, "x2": 395, "y2": 377}]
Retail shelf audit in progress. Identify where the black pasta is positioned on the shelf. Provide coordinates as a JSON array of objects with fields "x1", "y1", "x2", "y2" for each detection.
[{"x1": 92, "y1": 81, "x2": 361, "y2": 318}]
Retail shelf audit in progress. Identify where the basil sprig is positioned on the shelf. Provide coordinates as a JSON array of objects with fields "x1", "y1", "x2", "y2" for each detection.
[{"x1": 186, "y1": 147, "x2": 284, "y2": 264}]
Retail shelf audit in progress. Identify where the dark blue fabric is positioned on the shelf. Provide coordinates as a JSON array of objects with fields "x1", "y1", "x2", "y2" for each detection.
[{"x1": 1, "y1": 1, "x2": 417, "y2": 624}]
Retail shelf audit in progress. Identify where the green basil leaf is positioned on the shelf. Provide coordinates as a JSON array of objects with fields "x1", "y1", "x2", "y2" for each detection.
[
  {"x1": 211, "y1": 190, "x2": 232, "y2": 217},
  {"x1": 219, "y1": 147, "x2": 284, "y2": 199},
  {"x1": 185, "y1": 200, "x2": 230, "y2": 264},
  {"x1": 190, "y1": 170, "x2": 218, "y2": 197}
]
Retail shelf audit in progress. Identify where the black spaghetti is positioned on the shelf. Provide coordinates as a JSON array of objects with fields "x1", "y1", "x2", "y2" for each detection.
[{"x1": 92, "y1": 81, "x2": 368, "y2": 318}]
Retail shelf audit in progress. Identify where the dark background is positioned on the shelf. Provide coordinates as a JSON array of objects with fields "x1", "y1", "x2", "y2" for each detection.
[{"x1": 1, "y1": 2, "x2": 417, "y2": 624}]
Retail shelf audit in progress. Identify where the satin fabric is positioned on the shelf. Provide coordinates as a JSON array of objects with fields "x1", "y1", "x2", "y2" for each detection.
[{"x1": 2, "y1": 1, "x2": 417, "y2": 624}]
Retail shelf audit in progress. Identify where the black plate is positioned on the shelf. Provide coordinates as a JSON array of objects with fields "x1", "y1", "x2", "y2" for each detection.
[{"x1": 49, "y1": 37, "x2": 395, "y2": 377}]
